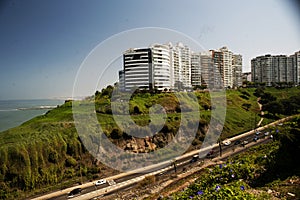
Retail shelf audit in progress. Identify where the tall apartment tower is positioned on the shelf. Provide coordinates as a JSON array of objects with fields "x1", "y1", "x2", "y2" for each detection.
[
  {"x1": 191, "y1": 52, "x2": 201, "y2": 87},
  {"x1": 118, "y1": 70, "x2": 125, "y2": 91},
  {"x1": 200, "y1": 51, "x2": 215, "y2": 88},
  {"x1": 122, "y1": 45, "x2": 172, "y2": 91},
  {"x1": 123, "y1": 48, "x2": 153, "y2": 91},
  {"x1": 169, "y1": 43, "x2": 182, "y2": 90},
  {"x1": 210, "y1": 47, "x2": 235, "y2": 88},
  {"x1": 289, "y1": 51, "x2": 300, "y2": 84},
  {"x1": 232, "y1": 54, "x2": 243, "y2": 88},
  {"x1": 151, "y1": 44, "x2": 171, "y2": 90},
  {"x1": 177, "y1": 43, "x2": 192, "y2": 89}
]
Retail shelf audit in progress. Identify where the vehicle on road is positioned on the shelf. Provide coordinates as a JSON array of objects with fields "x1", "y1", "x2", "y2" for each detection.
[
  {"x1": 255, "y1": 131, "x2": 261, "y2": 135},
  {"x1": 206, "y1": 150, "x2": 214, "y2": 158},
  {"x1": 253, "y1": 136, "x2": 259, "y2": 142},
  {"x1": 107, "y1": 179, "x2": 116, "y2": 186},
  {"x1": 190, "y1": 155, "x2": 199, "y2": 163},
  {"x1": 67, "y1": 188, "x2": 82, "y2": 198},
  {"x1": 234, "y1": 140, "x2": 241, "y2": 145},
  {"x1": 264, "y1": 132, "x2": 269, "y2": 136},
  {"x1": 95, "y1": 179, "x2": 106, "y2": 186},
  {"x1": 241, "y1": 140, "x2": 248, "y2": 146},
  {"x1": 222, "y1": 140, "x2": 231, "y2": 146}
]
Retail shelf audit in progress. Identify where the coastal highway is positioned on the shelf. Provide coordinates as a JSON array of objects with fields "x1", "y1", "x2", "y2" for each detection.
[{"x1": 31, "y1": 116, "x2": 291, "y2": 200}]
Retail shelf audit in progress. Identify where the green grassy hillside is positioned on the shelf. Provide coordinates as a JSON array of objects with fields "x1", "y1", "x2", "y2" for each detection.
[{"x1": 0, "y1": 87, "x2": 299, "y2": 199}]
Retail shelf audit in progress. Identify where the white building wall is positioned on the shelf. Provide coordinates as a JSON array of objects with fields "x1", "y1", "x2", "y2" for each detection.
[
  {"x1": 219, "y1": 47, "x2": 233, "y2": 88},
  {"x1": 151, "y1": 44, "x2": 171, "y2": 90},
  {"x1": 177, "y1": 43, "x2": 192, "y2": 89},
  {"x1": 191, "y1": 52, "x2": 201, "y2": 87},
  {"x1": 123, "y1": 48, "x2": 153, "y2": 91}
]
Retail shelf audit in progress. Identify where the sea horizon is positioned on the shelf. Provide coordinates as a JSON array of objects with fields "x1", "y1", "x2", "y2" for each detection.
[{"x1": 0, "y1": 99, "x2": 65, "y2": 132}]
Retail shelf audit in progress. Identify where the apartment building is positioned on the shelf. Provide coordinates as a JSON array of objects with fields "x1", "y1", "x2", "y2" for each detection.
[
  {"x1": 123, "y1": 48, "x2": 153, "y2": 91},
  {"x1": 200, "y1": 51, "x2": 214, "y2": 88},
  {"x1": 191, "y1": 52, "x2": 201, "y2": 87},
  {"x1": 176, "y1": 43, "x2": 192, "y2": 89},
  {"x1": 251, "y1": 51, "x2": 300, "y2": 86},
  {"x1": 151, "y1": 44, "x2": 172, "y2": 90},
  {"x1": 232, "y1": 54, "x2": 243, "y2": 88}
]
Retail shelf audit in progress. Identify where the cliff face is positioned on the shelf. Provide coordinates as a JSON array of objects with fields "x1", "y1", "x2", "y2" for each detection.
[{"x1": 121, "y1": 136, "x2": 157, "y2": 153}]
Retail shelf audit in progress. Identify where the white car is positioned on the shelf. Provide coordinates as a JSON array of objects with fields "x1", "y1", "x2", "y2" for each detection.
[
  {"x1": 223, "y1": 140, "x2": 231, "y2": 146},
  {"x1": 95, "y1": 179, "x2": 106, "y2": 186},
  {"x1": 264, "y1": 132, "x2": 269, "y2": 136},
  {"x1": 107, "y1": 179, "x2": 116, "y2": 186}
]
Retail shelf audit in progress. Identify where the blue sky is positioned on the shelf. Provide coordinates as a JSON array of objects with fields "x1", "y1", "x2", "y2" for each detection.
[{"x1": 0, "y1": 0, "x2": 299, "y2": 100}]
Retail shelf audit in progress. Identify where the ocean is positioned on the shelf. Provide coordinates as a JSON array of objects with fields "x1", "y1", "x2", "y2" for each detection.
[{"x1": 0, "y1": 99, "x2": 65, "y2": 132}]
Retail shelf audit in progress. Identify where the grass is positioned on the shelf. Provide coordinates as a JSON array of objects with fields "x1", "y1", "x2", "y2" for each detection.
[{"x1": 0, "y1": 87, "x2": 299, "y2": 199}]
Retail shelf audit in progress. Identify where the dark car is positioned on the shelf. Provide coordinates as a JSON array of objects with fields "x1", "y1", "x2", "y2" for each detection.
[
  {"x1": 190, "y1": 155, "x2": 199, "y2": 163},
  {"x1": 68, "y1": 188, "x2": 82, "y2": 198},
  {"x1": 253, "y1": 136, "x2": 259, "y2": 142},
  {"x1": 206, "y1": 150, "x2": 214, "y2": 158},
  {"x1": 234, "y1": 140, "x2": 241, "y2": 145}
]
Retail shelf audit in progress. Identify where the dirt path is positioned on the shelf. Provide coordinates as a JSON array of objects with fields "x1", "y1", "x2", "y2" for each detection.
[{"x1": 257, "y1": 97, "x2": 264, "y2": 127}]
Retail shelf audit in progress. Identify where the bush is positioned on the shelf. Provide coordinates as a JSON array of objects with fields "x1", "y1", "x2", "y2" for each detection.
[
  {"x1": 65, "y1": 157, "x2": 77, "y2": 167},
  {"x1": 110, "y1": 128, "x2": 123, "y2": 139}
]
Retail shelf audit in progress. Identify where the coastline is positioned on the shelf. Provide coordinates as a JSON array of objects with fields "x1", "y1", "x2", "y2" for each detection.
[{"x1": 0, "y1": 99, "x2": 64, "y2": 132}]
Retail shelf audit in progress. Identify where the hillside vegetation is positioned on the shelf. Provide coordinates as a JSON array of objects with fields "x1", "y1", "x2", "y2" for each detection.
[
  {"x1": 164, "y1": 116, "x2": 300, "y2": 199},
  {"x1": 0, "y1": 87, "x2": 300, "y2": 199}
]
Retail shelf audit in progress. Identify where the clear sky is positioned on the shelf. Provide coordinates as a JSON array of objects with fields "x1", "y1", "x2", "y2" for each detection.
[{"x1": 0, "y1": 0, "x2": 299, "y2": 100}]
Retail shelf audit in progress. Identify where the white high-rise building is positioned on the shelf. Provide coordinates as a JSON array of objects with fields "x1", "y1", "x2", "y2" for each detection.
[
  {"x1": 232, "y1": 54, "x2": 243, "y2": 88},
  {"x1": 151, "y1": 44, "x2": 171, "y2": 90},
  {"x1": 118, "y1": 70, "x2": 125, "y2": 91},
  {"x1": 169, "y1": 43, "x2": 181, "y2": 90},
  {"x1": 219, "y1": 47, "x2": 233, "y2": 88},
  {"x1": 123, "y1": 48, "x2": 153, "y2": 91},
  {"x1": 210, "y1": 47, "x2": 235, "y2": 88},
  {"x1": 191, "y1": 52, "x2": 201, "y2": 87},
  {"x1": 177, "y1": 43, "x2": 192, "y2": 89}
]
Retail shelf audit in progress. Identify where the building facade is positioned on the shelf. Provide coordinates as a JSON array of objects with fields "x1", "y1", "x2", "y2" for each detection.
[
  {"x1": 251, "y1": 51, "x2": 300, "y2": 86},
  {"x1": 123, "y1": 48, "x2": 153, "y2": 91},
  {"x1": 232, "y1": 54, "x2": 243, "y2": 88},
  {"x1": 200, "y1": 51, "x2": 215, "y2": 88},
  {"x1": 151, "y1": 44, "x2": 171, "y2": 90},
  {"x1": 120, "y1": 43, "x2": 244, "y2": 91},
  {"x1": 191, "y1": 52, "x2": 201, "y2": 87},
  {"x1": 177, "y1": 43, "x2": 192, "y2": 89}
]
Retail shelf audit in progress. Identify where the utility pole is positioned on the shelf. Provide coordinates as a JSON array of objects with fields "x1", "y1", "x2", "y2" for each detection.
[
  {"x1": 172, "y1": 159, "x2": 177, "y2": 173},
  {"x1": 218, "y1": 138, "x2": 222, "y2": 157}
]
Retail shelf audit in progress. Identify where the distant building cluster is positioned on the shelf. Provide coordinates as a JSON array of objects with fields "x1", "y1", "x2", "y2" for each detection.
[
  {"x1": 118, "y1": 43, "x2": 243, "y2": 91},
  {"x1": 251, "y1": 51, "x2": 300, "y2": 86}
]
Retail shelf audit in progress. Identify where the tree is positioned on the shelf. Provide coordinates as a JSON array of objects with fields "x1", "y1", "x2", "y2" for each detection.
[
  {"x1": 242, "y1": 103, "x2": 251, "y2": 111},
  {"x1": 133, "y1": 106, "x2": 141, "y2": 114},
  {"x1": 110, "y1": 128, "x2": 123, "y2": 139},
  {"x1": 253, "y1": 87, "x2": 264, "y2": 97},
  {"x1": 259, "y1": 92, "x2": 276, "y2": 105},
  {"x1": 101, "y1": 85, "x2": 114, "y2": 98},
  {"x1": 262, "y1": 101, "x2": 283, "y2": 117}
]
